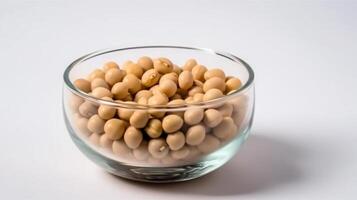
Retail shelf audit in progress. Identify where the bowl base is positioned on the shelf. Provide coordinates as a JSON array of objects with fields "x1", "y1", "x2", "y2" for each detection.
[
  {"x1": 65, "y1": 114, "x2": 250, "y2": 182},
  {"x1": 105, "y1": 161, "x2": 223, "y2": 183}
]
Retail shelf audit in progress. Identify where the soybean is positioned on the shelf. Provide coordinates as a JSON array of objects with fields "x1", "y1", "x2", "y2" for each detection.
[
  {"x1": 185, "y1": 124, "x2": 206, "y2": 146},
  {"x1": 148, "y1": 138, "x2": 169, "y2": 159},
  {"x1": 178, "y1": 71, "x2": 193, "y2": 90},
  {"x1": 124, "y1": 126, "x2": 143, "y2": 149},
  {"x1": 166, "y1": 131, "x2": 185, "y2": 151},
  {"x1": 137, "y1": 56, "x2": 153, "y2": 71},
  {"x1": 154, "y1": 57, "x2": 173, "y2": 74},
  {"x1": 162, "y1": 115, "x2": 183, "y2": 133},
  {"x1": 74, "y1": 79, "x2": 91, "y2": 93},
  {"x1": 105, "y1": 68, "x2": 124, "y2": 86},
  {"x1": 145, "y1": 119, "x2": 163, "y2": 138},
  {"x1": 104, "y1": 119, "x2": 126, "y2": 140}
]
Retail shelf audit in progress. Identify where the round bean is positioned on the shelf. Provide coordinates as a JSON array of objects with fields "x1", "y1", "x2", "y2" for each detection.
[
  {"x1": 178, "y1": 71, "x2": 193, "y2": 90},
  {"x1": 185, "y1": 124, "x2": 206, "y2": 145},
  {"x1": 148, "y1": 138, "x2": 169, "y2": 159},
  {"x1": 184, "y1": 108, "x2": 204, "y2": 125},
  {"x1": 124, "y1": 126, "x2": 143, "y2": 149},
  {"x1": 154, "y1": 57, "x2": 173, "y2": 74},
  {"x1": 74, "y1": 79, "x2": 91, "y2": 93},
  {"x1": 162, "y1": 114, "x2": 183, "y2": 133},
  {"x1": 137, "y1": 56, "x2": 153, "y2": 71},
  {"x1": 104, "y1": 118, "x2": 126, "y2": 140},
  {"x1": 166, "y1": 131, "x2": 185, "y2": 151}
]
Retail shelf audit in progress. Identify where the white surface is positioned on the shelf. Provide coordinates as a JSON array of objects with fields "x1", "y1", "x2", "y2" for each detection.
[{"x1": 0, "y1": 0, "x2": 356, "y2": 199}]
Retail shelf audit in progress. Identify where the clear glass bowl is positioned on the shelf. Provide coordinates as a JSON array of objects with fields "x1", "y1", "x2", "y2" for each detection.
[{"x1": 62, "y1": 46, "x2": 255, "y2": 182}]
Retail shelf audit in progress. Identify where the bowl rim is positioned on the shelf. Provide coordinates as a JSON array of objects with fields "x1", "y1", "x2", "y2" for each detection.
[{"x1": 63, "y1": 45, "x2": 255, "y2": 111}]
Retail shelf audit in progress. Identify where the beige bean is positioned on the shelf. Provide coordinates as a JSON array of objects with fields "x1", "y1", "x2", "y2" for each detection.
[
  {"x1": 213, "y1": 117, "x2": 237, "y2": 140},
  {"x1": 226, "y1": 77, "x2": 242, "y2": 93},
  {"x1": 203, "y1": 77, "x2": 226, "y2": 92},
  {"x1": 134, "y1": 90, "x2": 153, "y2": 102},
  {"x1": 232, "y1": 109, "x2": 247, "y2": 127},
  {"x1": 117, "y1": 107, "x2": 134, "y2": 121},
  {"x1": 159, "y1": 79, "x2": 177, "y2": 97},
  {"x1": 203, "y1": 89, "x2": 224, "y2": 101},
  {"x1": 98, "y1": 104, "x2": 116, "y2": 120},
  {"x1": 69, "y1": 95, "x2": 84, "y2": 112},
  {"x1": 125, "y1": 63, "x2": 143, "y2": 78},
  {"x1": 104, "y1": 118, "x2": 126, "y2": 140},
  {"x1": 74, "y1": 116, "x2": 91, "y2": 136},
  {"x1": 105, "y1": 68, "x2": 124, "y2": 86},
  {"x1": 141, "y1": 69, "x2": 160, "y2": 87},
  {"x1": 185, "y1": 124, "x2": 206, "y2": 146},
  {"x1": 192, "y1": 65, "x2": 207, "y2": 81},
  {"x1": 111, "y1": 82, "x2": 129, "y2": 100},
  {"x1": 153, "y1": 57, "x2": 173, "y2": 74},
  {"x1": 188, "y1": 86, "x2": 203, "y2": 97},
  {"x1": 148, "y1": 138, "x2": 169, "y2": 159},
  {"x1": 103, "y1": 61, "x2": 119, "y2": 72},
  {"x1": 89, "y1": 133, "x2": 100, "y2": 146},
  {"x1": 88, "y1": 69, "x2": 105, "y2": 81},
  {"x1": 129, "y1": 111, "x2": 149, "y2": 128},
  {"x1": 91, "y1": 87, "x2": 113, "y2": 99},
  {"x1": 193, "y1": 93, "x2": 204, "y2": 103},
  {"x1": 123, "y1": 74, "x2": 142, "y2": 94},
  {"x1": 133, "y1": 141, "x2": 150, "y2": 161},
  {"x1": 197, "y1": 134, "x2": 220, "y2": 154},
  {"x1": 91, "y1": 78, "x2": 109, "y2": 90},
  {"x1": 87, "y1": 114, "x2": 105, "y2": 133},
  {"x1": 145, "y1": 119, "x2": 163, "y2": 138},
  {"x1": 184, "y1": 108, "x2": 204, "y2": 125},
  {"x1": 124, "y1": 126, "x2": 143, "y2": 149},
  {"x1": 148, "y1": 93, "x2": 169, "y2": 106},
  {"x1": 204, "y1": 68, "x2": 225, "y2": 80},
  {"x1": 217, "y1": 103, "x2": 234, "y2": 117},
  {"x1": 230, "y1": 95, "x2": 249, "y2": 126},
  {"x1": 183, "y1": 58, "x2": 197, "y2": 71},
  {"x1": 74, "y1": 79, "x2": 91, "y2": 93},
  {"x1": 112, "y1": 140, "x2": 131, "y2": 157},
  {"x1": 204, "y1": 109, "x2": 223, "y2": 127},
  {"x1": 160, "y1": 72, "x2": 178, "y2": 84},
  {"x1": 79, "y1": 101, "x2": 97, "y2": 118},
  {"x1": 171, "y1": 146, "x2": 190, "y2": 160},
  {"x1": 162, "y1": 114, "x2": 183, "y2": 133},
  {"x1": 137, "y1": 56, "x2": 153, "y2": 71},
  {"x1": 178, "y1": 71, "x2": 193, "y2": 90},
  {"x1": 99, "y1": 133, "x2": 113, "y2": 149},
  {"x1": 97, "y1": 97, "x2": 116, "y2": 120},
  {"x1": 166, "y1": 131, "x2": 185, "y2": 151}
]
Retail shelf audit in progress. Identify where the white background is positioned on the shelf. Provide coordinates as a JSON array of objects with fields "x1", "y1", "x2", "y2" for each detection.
[{"x1": 0, "y1": 0, "x2": 356, "y2": 199}]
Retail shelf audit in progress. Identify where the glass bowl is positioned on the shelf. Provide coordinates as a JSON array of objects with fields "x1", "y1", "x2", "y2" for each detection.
[{"x1": 62, "y1": 46, "x2": 255, "y2": 182}]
